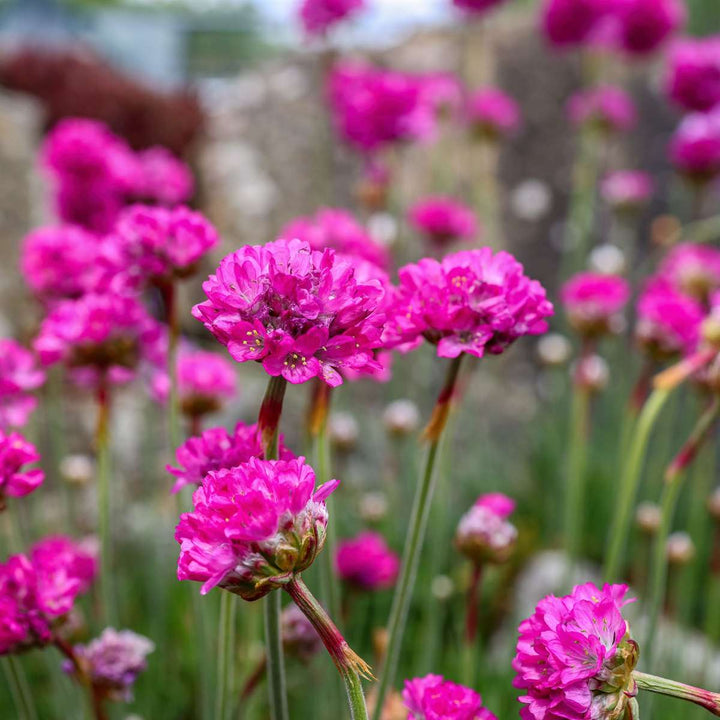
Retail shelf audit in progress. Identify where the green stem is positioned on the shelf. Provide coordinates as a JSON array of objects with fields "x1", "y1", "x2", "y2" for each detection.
[
  {"x1": 633, "y1": 671, "x2": 720, "y2": 715},
  {"x1": 2, "y1": 656, "x2": 38, "y2": 720},
  {"x1": 215, "y1": 591, "x2": 238, "y2": 720},
  {"x1": 165, "y1": 279, "x2": 181, "y2": 453},
  {"x1": 264, "y1": 592, "x2": 289, "y2": 720},
  {"x1": 371, "y1": 355, "x2": 464, "y2": 720},
  {"x1": 603, "y1": 388, "x2": 672, "y2": 582}
]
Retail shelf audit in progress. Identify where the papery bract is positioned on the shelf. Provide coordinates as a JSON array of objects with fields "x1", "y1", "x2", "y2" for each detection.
[{"x1": 335, "y1": 531, "x2": 400, "y2": 590}]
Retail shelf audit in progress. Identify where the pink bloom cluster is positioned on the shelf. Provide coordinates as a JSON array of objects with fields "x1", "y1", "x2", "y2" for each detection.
[
  {"x1": 466, "y1": 88, "x2": 521, "y2": 139},
  {"x1": 403, "y1": 674, "x2": 497, "y2": 720},
  {"x1": 328, "y1": 62, "x2": 435, "y2": 154},
  {"x1": 513, "y1": 582, "x2": 639, "y2": 720},
  {"x1": 0, "y1": 536, "x2": 97, "y2": 654},
  {"x1": 601, "y1": 170, "x2": 654, "y2": 211},
  {"x1": 408, "y1": 196, "x2": 479, "y2": 248},
  {"x1": 167, "y1": 422, "x2": 291, "y2": 494},
  {"x1": 299, "y1": 0, "x2": 365, "y2": 36},
  {"x1": 335, "y1": 531, "x2": 400, "y2": 590},
  {"x1": 452, "y1": 0, "x2": 508, "y2": 16},
  {"x1": 386, "y1": 247, "x2": 553, "y2": 359},
  {"x1": 669, "y1": 107, "x2": 720, "y2": 182},
  {"x1": 455, "y1": 492, "x2": 517, "y2": 564},
  {"x1": 281, "y1": 208, "x2": 389, "y2": 269},
  {"x1": 636, "y1": 278, "x2": 703, "y2": 359},
  {"x1": 281, "y1": 604, "x2": 321, "y2": 661},
  {"x1": 65, "y1": 628, "x2": 154, "y2": 702},
  {"x1": 0, "y1": 339, "x2": 45, "y2": 429},
  {"x1": 560, "y1": 272, "x2": 630, "y2": 337},
  {"x1": 193, "y1": 239, "x2": 388, "y2": 386},
  {"x1": 175, "y1": 456, "x2": 338, "y2": 599},
  {"x1": 0, "y1": 431, "x2": 44, "y2": 505},
  {"x1": 659, "y1": 242, "x2": 720, "y2": 303},
  {"x1": 421, "y1": 73, "x2": 465, "y2": 118},
  {"x1": 42, "y1": 118, "x2": 193, "y2": 234},
  {"x1": 567, "y1": 86, "x2": 637, "y2": 133},
  {"x1": 542, "y1": 0, "x2": 684, "y2": 56},
  {"x1": 665, "y1": 36, "x2": 720, "y2": 112}
]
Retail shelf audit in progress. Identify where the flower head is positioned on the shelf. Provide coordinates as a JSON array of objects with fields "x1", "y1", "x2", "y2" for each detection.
[
  {"x1": 455, "y1": 493, "x2": 517, "y2": 565},
  {"x1": 192, "y1": 239, "x2": 388, "y2": 387},
  {"x1": 567, "y1": 86, "x2": 637, "y2": 134},
  {"x1": 452, "y1": 0, "x2": 508, "y2": 16},
  {"x1": 513, "y1": 582, "x2": 638, "y2": 720},
  {"x1": 541, "y1": 0, "x2": 609, "y2": 47},
  {"x1": 0, "y1": 339, "x2": 45, "y2": 429},
  {"x1": 408, "y1": 197, "x2": 479, "y2": 248},
  {"x1": 0, "y1": 431, "x2": 44, "y2": 507},
  {"x1": 669, "y1": 107, "x2": 720, "y2": 183},
  {"x1": 601, "y1": 170, "x2": 654, "y2": 211},
  {"x1": 175, "y1": 456, "x2": 339, "y2": 599},
  {"x1": 613, "y1": 0, "x2": 685, "y2": 56},
  {"x1": 167, "y1": 422, "x2": 292, "y2": 494},
  {"x1": 665, "y1": 37, "x2": 720, "y2": 113},
  {"x1": 132, "y1": 147, "x2": 194, "y2": 206},
  {"x1": 299, "y1": 0, "x2": 365, "y2": 36},
  {"x1": 281, "y1": 604, "x2": 321, "y2": 661},
  {"x1": 560, "y1": 272, "x2": 630, "y2": 337},
  {"x1": 335, "y1": 531, "x2": 400, "y2": 591},
  {"x1": 403, "y1": 674, "x2": 497, "y2": 720},
  {"x1": 659, "y1": 242, "x2": 720, "y2": 303},
  {"x1": 385, "y1": 247, "x2": 553, "y2": 359},
  {"x1": 466, "y1": 88, "x2": 521, "y2": 140},
  {"x1": 421, "y1": 73, "x2": 465, "y2": 119}
]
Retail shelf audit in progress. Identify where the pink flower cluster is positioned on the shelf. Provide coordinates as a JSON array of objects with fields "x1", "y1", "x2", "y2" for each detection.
[
  {"x1": 601, "y1": 170, "x2": 654, "y2": 211},
  {"x1": 659, "y1": 242, "x2": 720, "y2": 303},
  {"x1": 560, "y1": 272, "x2": 630, "y2": 337},
  {"x1": 192, "y1": 239, "x2": 388, "y2": 386},
  {"x1": 299, "y1": 0, "x2": 365, "y2": 36},
  {"x1": 408, "y1": 196, "x2": 479, "y2": 248},
  {"x1": 386, "y1": 247, "x2": 553, "y2": 359},
  {"x1": 403, "y1": 674, "x2": 497, "y2": 720},
  {"x1": 669, "y1": 106, "x2": 720, "y2": 182},
  {"x1": 513, "y1": 582, "x2": 638, "y2": 720},
  {"x1": 0, "y1": 339, "x2": 45, "y2": 429},
  {"x1": 466, "y1": 88, "x2": 521, "y2": 139},
  {"x1": 175, "y1": 456, "x2": 338, "y2": 598},
  {"x1": 281, "y1": 208, "x2": 389, "y2": 269},
  {"x1": 0, "y1": 431, "x2": 44, "y2": 505},
  {"x1": 452, "y1": 0, "x2": 508, "y2": 15},
  {"x1": 0, "y1": 536, "x2": 97, "y2": 654},
  {"x1": 335, "y1": 531, "x2": 400, "y2": 590},
  {"x1": 42, "y1": 118, "x2": 193, "y2": 233},
  {"x1": 567, "y1": 86, "x2": 637, "y2": 134},
  {"x1": 455, "y1": 493, "x2": 517, "y2": 565},
  {"x1": 542, "y1": 0, "x2": 684, "y2": 56},
  {"x1": 665, "y1": 36, "x2": 720, "y2": 112},
  {"x1": 167, "y1": 422, "x2": 291, "y2": 494}
]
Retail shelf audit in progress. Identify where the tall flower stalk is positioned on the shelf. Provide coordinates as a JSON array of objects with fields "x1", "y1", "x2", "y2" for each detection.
[
  {"x1": 2, "y1": 656, "x2": 38, "y2": 720},
  {"x1": 95, "y1": 377, "x2": 114, "y2": 624}
]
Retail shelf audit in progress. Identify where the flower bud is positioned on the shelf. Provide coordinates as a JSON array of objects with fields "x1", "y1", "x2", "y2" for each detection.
[
  {"x1": 455, "y1": 493, "x2": 517, "y2": 565},
  {"x1": 329, "y1": 412, "x2": 359, "y2": 452},
  {"x1": 636, "y1": 502, "x2": 662, "y2": 535},
  {"x1": 383, "y1": 399, "x2": 420, "y2": 437},
  {"x1": 708, "y1": 487, "x2": 720, "y2": 521},
  {"x1": 667, "y1": 532, "x2": 695, "y2": 566},
  {"x1": 431, "y1": 574, "x2": 454, "y2": 601},
  {"x1": 359, "y1": 491, "x2": 388, "y2": 523},
  {"x1": 572, "y1": 354, "x2": 610, "y2": 393},
  {"x1": 60, "y1": 454, "x2": 95, "y2": 485},
  {"x1": 281, "y1": 604, "x2": 321, "y2": 662},
  {"x1": 536, "y1": 333, "x2": 572, "y2": 367},
  {"x1": 589, "y1": 244, "x2": 626, "y2": 276}
]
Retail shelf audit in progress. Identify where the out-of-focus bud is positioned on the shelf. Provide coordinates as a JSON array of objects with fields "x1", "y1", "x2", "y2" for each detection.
[
  {"x1": 589, "y1": 244, "x2": 626, "y2": 276},
  {"x1": 373, "y1": 626, "x2": 388, "y2": 661},
  {"x1": 536, "y1": 333, "x2": 572, "y2": 367},
  {"x1": 281, "y1": 604, "x2": 321, "y2": 663},
  {"x1": 355, "y1": 162, "x2": 390, "y2": 213},
  {"x1": 431, "y1": 574, "x2": 455, "y2": 601},
  {"x1": 367, "y1": 689, "x2": 406, "y2": 720},
  {"x1": 572, "y1": 354, "x2": 610, "y2": 393},
  {"x1": 651, "y1": 215, "x2": 681, "y2": 248},
  {"x1": 708, "y1": 487, "x2": 720, "y2": 521},
  {"x1": 359, "y1": 491, "x2": 388, "y2": 523},
  {"x1": 383, "y1": 399, "x2": 420, "y2": 437},
  {"x1": 666, "y1": 531, "x2": 696, "y2": 566},
  {"x1": 455, "y1": 493, "x2": 518, "y2": 565},
  {"x1": 329, "y1": 412, "x2": 359, "y2": 452},
  {"x1": 367, "y1": 212, "x2": 398, "y2": 248},
  {"x1": 636, "y1": 501, "x2": 662, "y2": 535},
  {"x1": 510, "y1": 179, "x2": 552, "y2": 222},
  {"x1": 60, "y1": 454, "x2": 95, "y2": 485}
]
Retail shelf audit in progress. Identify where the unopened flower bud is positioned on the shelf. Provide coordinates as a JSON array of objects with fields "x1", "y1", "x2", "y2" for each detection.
[
  {"x1": 373, "y1": 627, "x2": 389, "y2": 660},
  {"x1": 329, "y1": 412, "x2": 359, "y2": 452},
  {"x1": 572, "y1": 354, "x2": 609, "y2": 393},
  {"x1": 281, "y1": 604, "x2": 321, "y2": 662},
  {"x1": 455, "y1": 493, "x2": 517, "y2": 565},
  {"x1": 431, "y1": 574, "x2": 454, "y2": 601},
  {"x1": 383, "y1": 399, "x2": 420, "y2": 437},
  {"x1": 708, "y1": 487, "x2": 720, "y2": 521},
  {"x1": 60, "y1": 454, "x2": 94, "y2": 485},
  {"x1": 359, "y1": 491, "x2": 388, "y2": 523},
  {"x1": 536, "y1": 333, "x2": 572, "y2": 367},
  {"x1": 589, "y1": 244, "x2": 626, "y2": 276},
  {"x1": 561, "y1": 272, "x2": 630, "y2": 339},
  {"x1": 636, "y1": 502, "x2": 662, "y2": 535},
  {"x1": 666, "y1": 532, "x2": 695, "y2": 565}
]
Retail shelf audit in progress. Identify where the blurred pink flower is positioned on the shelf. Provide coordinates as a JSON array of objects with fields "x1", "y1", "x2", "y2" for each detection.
[
  {"x1": 403, "y1": 674, "x2": 497, "y2": 720},
  {"x1": 456, "y1": 493, "x2": 517, "y2": 564},
  {"x1": 335, "y1": 531, "x2": 400, "y2": 590},
  {"x1": 560, "y1": 272, "x2": 630, "y2": 337},
  {"x1": 475, "y1": 492, "x2": 515, "y2": 518},
  {"x1": 601, "y1": 170, "x2": 654, "y2": 211},
  {"x1": 192, "y1": 239, "x2": 388, "y2": 387},
  {"x1": 659, "y1": 242, "x2": 720, "y2": 303},
  {"x1": 299, "y1": 0, "x2": 365, "y2": 36},
  {"x1": 0, "y1": 339, "x2": 45, "y2": 429},
  {"x1": 0, "y1": 430, "x2": 44, "y2": 504},
  {"x1": 541, "y1": 0, "x2": 609, "y2": 48},
  {"x1": 513, "y1": 582, "x2": 638, "y2": 720},
  {"x1": 665, "y1": 36, "x2": 720, "y2": 112},
  {"x1": 669, "y1": 107, "x2": 720, "y2": 182},
  {"x1": 613, "y1": 0, "x2": 685, "y2": 56},
  {"x1": 466, "y1": 87, "x2": 521, "y2": 139},
  {"x1": 408, "y1": 196, "x2": 479, "y2": 248},
  {"x1": 132, "y1": 147, "x2": 194, "y2": 206},
  {"x1": 385, "y1": 247, "x2": 553, "y2": 359},
  {"x1": 421, "y1": 72, "x2": 465, "y2": 119},
  {"x1": 175, "y1": 456, "x2": 339, "y2": 598},
  {"x1": 567, "y1": 86, "x2": 637, "y2": 133},
  {"x1": 452, "y1": 0, "x2": 508, "y2": 16}
]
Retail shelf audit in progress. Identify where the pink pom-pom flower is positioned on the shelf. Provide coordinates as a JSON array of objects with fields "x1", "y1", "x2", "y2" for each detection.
[
  {"x1": 613, "y1": 0, "x2": 685, "y2": 56},
  {"x1": 567, "y1": 86, "x2": 637, "y2": 134},
  {"x1": 669, "y1": 107, "x2": 720, "y2": 183},
  {"x1": 0, "y1": 339, "x2": 45, "y2": 429},
  {"x1": 385, "y1": 247, "x2": 553, "y2": 359},
  {"x1": 299, "y1": 0, "x2": 365, "y2": 36},
  {"x1": 541, "y1": 0, "x2": 609, "y2": 48},
  {"x1": 665, "y1": 36, "x2": 720, "y2": 113},
  {"x1": 466, "y1": 88, "x2": 521, "y2": 139},
  {"x1": 335, "y1": 531, "x2": 400, "y2": 590},
  {"x1": 192, "y1": 239, "x2": 388, "y2": 387},
  {"x1": 408, "y1": 196, "x2": 479, "y2": 249},
  {"x1": 513, "y1": 582, "x2": 639, "y2": 720},
  {"x1": 560, "y1": 272, "x2": 630, "y2": 337},
  {"x1": 132, "y1": 147, "x2": 194, "y2": 206},
  {"x1": 403, "y1": 673, "x2": 498, "y2": 720},
  {"x1": 601, "y1": 170, "x2": 654, "y2": 212},
  {"x1": 659, "y1": 242, "x2": 720, "y2": 304},
  {"x1": 0, "y1": 430, "x2": 44, "y2": 507},
  {"x1": 455, "y1": 493, "x2": 517, "y2": 565},
  {"x1": 175, "y1": 456, "x2": 339, "y2": 599}
]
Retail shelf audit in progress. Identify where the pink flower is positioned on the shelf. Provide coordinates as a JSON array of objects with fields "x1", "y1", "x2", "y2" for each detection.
[
  {"x1": 636, "y1": 278, "x2": 703, "y2": 359},
  {"x1": 466, "y1": 88, "x2": 521, "y2": 139},
  {"x1": 0, "y1": 339, "x2": 45, "y2": 429},
  {"x1": 335, "y1": 531, "x2": 400, "y2": 590},
  {"x1": 421, "y1": 72, "x2": 465, "y2": 119},
  {"x1": 659, "y1": 242, "x2": 720, "y2": 303},
  {"x1": 613, "y1": 0, "x2": 685, "y2": 56},
  {"x1": 299, "y1": 0, "x2": 365, "y2": 36},
  {"x1": 513, "y1": 582, "x2": 639, "y2": 720},
  {"x1": 132, "y1": 147, "x2": 194, "y2": 206},
  {"x1": 455, "y1": 493, "x2": 517, "y2": 564},
  {"x1": 192, "y1": 239, "x2": 388, "y2": 387},
  {"x1": 665, "y1": 37, "x2": 720, "y2": 112},
  {"x1": 30, "y1": 536, "x2": 98, "y2": 596},
  {"x1": 541, "y1": 0, "x2": 609, "y2": 48},
  {"x1": 385, "y1": 247, "x2": 553, "y2": 359},
  {"x1": 408, "y1": 196, "x2": 479, "y2": 248},
  {"x1": 167, "y1": 422, "x2": 292, "y2": 494},
  {"x1": 451, "y1": 0, "x2": 508, "y2": 16},
  {"x1": 669, "y1": 107, "x2": 720, "y2": 182},
  {"x1": 175, "y1": 456, "x2": 339, "y2": 599},
  {"x1": 328, "y1": 62, "x2": 435, "y2": 154},
  {"x1": 567, "y1": 86, "x2": 637, "y2": 133},
  {"x1": 281, "y1": 208, "x2": 389, "y2": 269},
  {"x1": 403, "y1": 674, "x2": 497, "y2": 720},
  {"x1": 601, "y1": 170, "x2": 654, "y2": 211},
  {"x1": 281, "y1": 604, "x2": 321, "y2": 661},
  {"x1": 0, "y1": 431, "x2": 44, "y2": 505},
  {"x1": 560, "y1": 272, "x2": 630, "y2": 337}
]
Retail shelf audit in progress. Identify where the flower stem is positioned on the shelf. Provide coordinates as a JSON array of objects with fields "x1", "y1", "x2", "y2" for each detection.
[
  {"x1": 372, "y1": 354, "x2": 464, "y2": 720},
  {"x1": 633, "y1": 671, "x2": 720, "y2": 715},
  {"x1": 603, "y1": 388, "x2": 671, "y2": 582},
  {"x1": 2, "y1": 656, "x2": 38, "y2": 720},
  {"x1": 215, "y1": 591, "x2": 238, "y2": 720},
  {"x1": 163, "y1": 280, "x2": 181, "y2": 452},
  {"x1": 53, "y1": 636, "x2": 108, "y2": 720},
  {"x1": 259, "y1": 376, "x2": 288, "y2": 460},
  {"x1": 643, "y1": 397, "x2": 720, "y2": 670},
  {"x1": 285, "y1": 576, "x2": 371, "y2": 720},
  {"x1": 465, "y1": 563, "x2": 483, "y2": 645}
]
